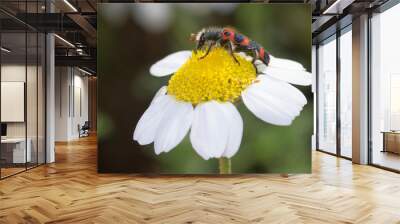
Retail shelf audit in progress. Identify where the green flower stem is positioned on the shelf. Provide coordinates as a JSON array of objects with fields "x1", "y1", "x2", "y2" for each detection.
[{"x1": 219, "y1": 157, "x2": 232, "y2": 174}]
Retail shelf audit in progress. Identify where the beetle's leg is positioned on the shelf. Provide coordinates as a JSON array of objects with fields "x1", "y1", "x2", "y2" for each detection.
[
  {"x1": 251, "y1": 49, "x2": 259, "y2": 64},
  {"x1": 194, "y1": 44, "x2": 200, "y2": 54},
  {"x1": 199, "y1": 41, "x2": 215, "y2": 60},
  {"x1": 195, "y1": 39, "x2": 205, "y2": 53},
  {"x1": 227, "y1": 41, "x2": 240, "y2": 65},
  {"x1": 253, "y1": 64, "x2": 259, "y2": 73},
  {"x1": 216, "y1": 39, "x2": 223, "y2": 48},
  {"x1": 251, "y1": 49, "x2": 260, "y2": 73}
]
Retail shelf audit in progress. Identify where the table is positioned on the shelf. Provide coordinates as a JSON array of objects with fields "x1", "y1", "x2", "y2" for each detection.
[
  {"x1": 1, "y1": 138, "x2": 31, "y2": 164},
  {"x1": 382, "y1": 131, "x2": 400, "y2": 154}
]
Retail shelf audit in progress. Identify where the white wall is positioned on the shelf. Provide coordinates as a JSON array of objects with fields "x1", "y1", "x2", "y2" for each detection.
[
  {"x1": 1, "y1": 65, "x2": 38, "y2": 137},
  {"x1": 72, "y1": 73, "x2": 89, "y2": 137},
  {"x1": 1, "y1": 82, "x2": 25, "y2": 122},
  {"x1": 1, "y1": 66, "x2": 26, "y2": 133},
  {"x1": 1, "y1": 63, "x2": 46, "y2": 164},
  {"x1": 55, "y1": 67, "x2": 89, "y2": 141},
  {"x1": 55, "y1": 67, "x2": 70, "y2": 141}
]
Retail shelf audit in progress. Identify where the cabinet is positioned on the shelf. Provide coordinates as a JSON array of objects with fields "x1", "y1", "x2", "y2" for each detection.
[{"x1": 382, "y1": 132, "x2": 400, "y2": 154}]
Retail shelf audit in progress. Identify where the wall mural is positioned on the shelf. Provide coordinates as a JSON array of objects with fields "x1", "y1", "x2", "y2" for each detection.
[{"x1": 98, "y1": 3, "x2": 313, "y2": 174}]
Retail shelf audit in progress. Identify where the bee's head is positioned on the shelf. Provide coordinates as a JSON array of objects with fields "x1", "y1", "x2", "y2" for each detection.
[
  {"x1": 190, "y1": 29, "x2": 206, "y2": 50},
  {"x1": 189, "y1": 29, "x2": 205, "y2": 42}
]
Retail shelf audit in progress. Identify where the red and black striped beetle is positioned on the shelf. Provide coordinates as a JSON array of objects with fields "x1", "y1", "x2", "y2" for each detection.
[{"x1": 190, "y1": 27, "x2": 270, "y2": 67}]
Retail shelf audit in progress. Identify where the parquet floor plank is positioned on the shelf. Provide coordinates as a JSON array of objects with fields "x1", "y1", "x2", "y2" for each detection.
[{"x1": 1, "y1": 135, "x2": 400, "y2": 223}]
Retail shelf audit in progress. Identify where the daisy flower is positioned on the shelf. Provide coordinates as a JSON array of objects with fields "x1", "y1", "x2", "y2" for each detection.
[{"x1": 133, "y1": 47, "x2": 311, "y2": 172}]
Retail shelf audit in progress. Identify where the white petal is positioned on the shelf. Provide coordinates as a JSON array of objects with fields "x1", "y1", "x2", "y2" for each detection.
[
  {"x1": 220, "y1": 103, "x2": 243, "y2": 158},
  {"x1": 150, "y1": 51, "x2": 191, "y2": 77},
  {"x1": 190, "y1": 101, "x2": 230, "y2": 160},
  {"x1": 150, "y1": 86, "x2": 167, "y2": 106},
  {"x1": 133, "y1": 93, "x2": 172, "y2": 145},
  {"x1": 269, "y1": 55, "x2": 305, "y2": 71},
  {"x1": 257, "y1": 75, "x2": 307, "y2": 107},
  {"x1": 242, "y1": 75, "x2": 307, "y2": 126},
  {"x1": 256, "y1": 55, "x2": 312, "y2": 86},
  {"x1": 154, "y1": 96, "x2": 193, "y2": 154},
  {"x1": 262, "y1": 67, "x2": 312, "y2": 86}
]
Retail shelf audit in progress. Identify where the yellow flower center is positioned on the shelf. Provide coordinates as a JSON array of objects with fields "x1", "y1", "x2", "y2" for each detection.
[{"x1": 167, "y1": 48, "x2": 256, "y2": 104}]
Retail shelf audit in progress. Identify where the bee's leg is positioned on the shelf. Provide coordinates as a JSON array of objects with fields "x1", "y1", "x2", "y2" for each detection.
[
  {"x1": 251, "y1": 49, "x2": 259, "y2": 73},
  {"x1": 251, "y1": 49, "x2": 258, "y2": 64},
  {"x1": 253, "y1": 63, "x2": 259, "y2": 73},
  {"x1": 199, "y1": 42, "x2": 215, "y2": 60},
  {"x1": 227, "y1": 41, "x2": 240, "y2": 65},
  {"x1": 195, "y1": 39, "x2": 205, "y2": 53}
]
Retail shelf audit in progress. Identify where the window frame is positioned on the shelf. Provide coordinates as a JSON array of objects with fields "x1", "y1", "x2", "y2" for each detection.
[
  {"x1": 367, "y1": 0, "x2": 400, "y2": 173},
  {"x1": 315, "y1": 23, "x2": 353, "y2": 160}
]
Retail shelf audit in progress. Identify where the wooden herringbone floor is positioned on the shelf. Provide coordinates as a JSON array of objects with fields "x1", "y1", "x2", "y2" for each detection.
[{"x1": 1, "y1": 135, "x2": 400, "y2": 224}]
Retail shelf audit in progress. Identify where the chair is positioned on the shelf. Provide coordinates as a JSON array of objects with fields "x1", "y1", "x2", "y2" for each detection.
[{"x1": 79, "y1": 121, "x2": 90, "y2": 138}]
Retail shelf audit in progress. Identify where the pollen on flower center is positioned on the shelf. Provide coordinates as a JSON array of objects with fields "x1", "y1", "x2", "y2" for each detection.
[{"x1": 167, "y1": 47, "x2": 256, "y2": 104}]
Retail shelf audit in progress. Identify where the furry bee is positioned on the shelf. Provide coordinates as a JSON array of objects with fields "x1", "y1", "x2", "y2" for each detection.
[{"x1": 190, "y1": 27, "x2": 270, "y2": 66}]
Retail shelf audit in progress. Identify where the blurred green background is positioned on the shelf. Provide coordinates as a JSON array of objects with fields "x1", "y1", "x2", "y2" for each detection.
[{"x1": 98, "y1": 3, "x2": 312, "y2": 174}]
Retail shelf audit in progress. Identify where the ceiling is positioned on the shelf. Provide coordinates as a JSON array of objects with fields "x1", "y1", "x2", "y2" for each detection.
[
  {"x1": 311, "y1": 0, "x2": 390, "y2": 43},
  {"x1": 0, "y1": 0, "x2": 395, "y2": 74},
  {"x1": 0, "y1": 0, "x2": 97, "y2": 73}
]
